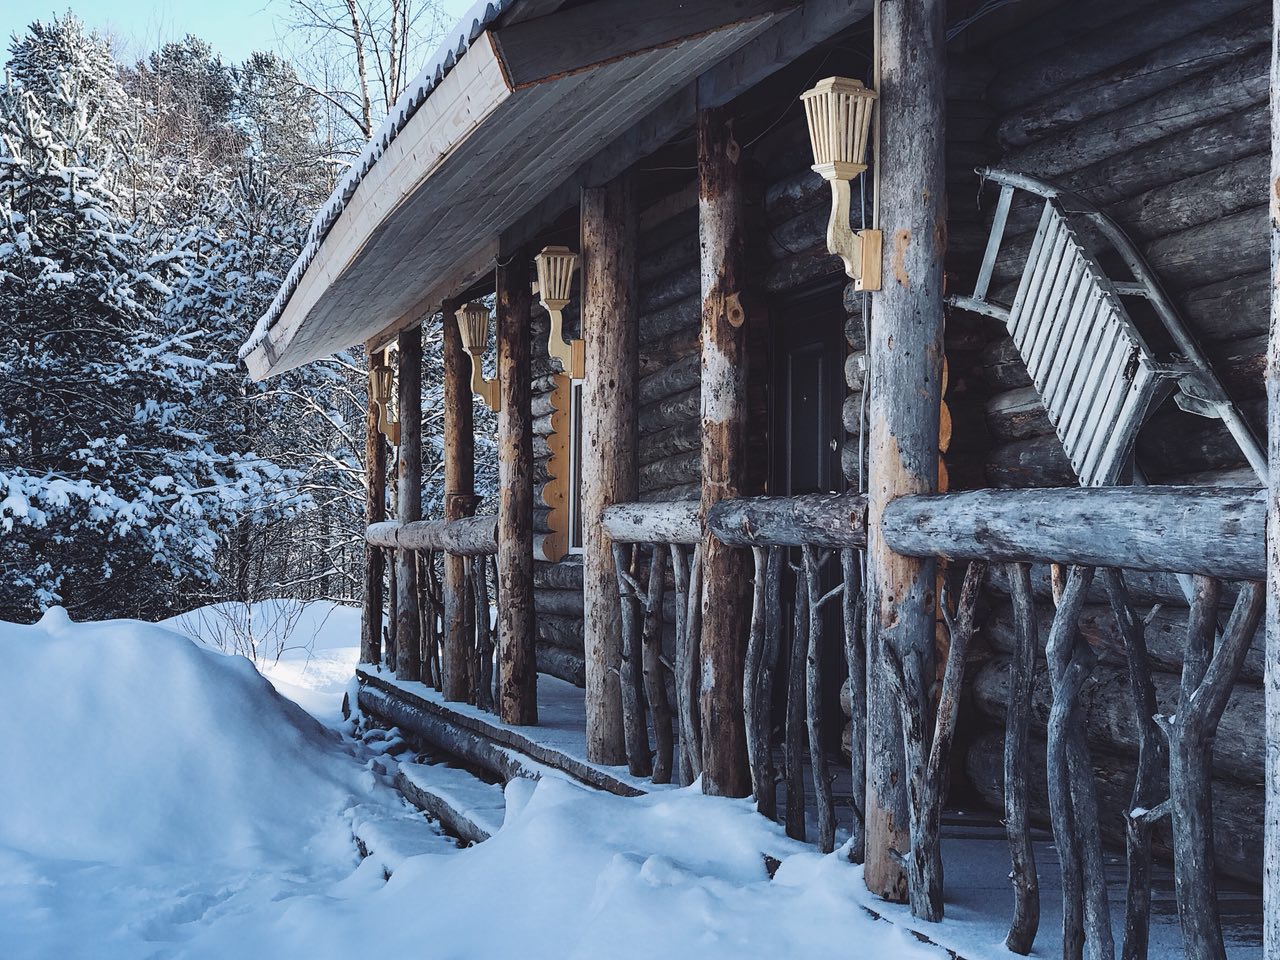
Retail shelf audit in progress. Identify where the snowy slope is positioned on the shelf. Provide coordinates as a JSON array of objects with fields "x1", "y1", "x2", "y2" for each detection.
[
  {"x1": 0, "y1": 606, "x2": 951, "y2": 960},
  {"x1": 164, "y1": 599, "x2": 362, "y2": 723}
]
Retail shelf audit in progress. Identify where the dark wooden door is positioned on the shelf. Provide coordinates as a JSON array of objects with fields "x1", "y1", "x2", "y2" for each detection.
[{"x1": 769, "y1": 286, "x2": 847, "y2": 752}]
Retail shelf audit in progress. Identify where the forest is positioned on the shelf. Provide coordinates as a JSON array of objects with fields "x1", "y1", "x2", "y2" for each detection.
[{"x1": 0, "y1": 9, "x2": 493, "y2": 625}]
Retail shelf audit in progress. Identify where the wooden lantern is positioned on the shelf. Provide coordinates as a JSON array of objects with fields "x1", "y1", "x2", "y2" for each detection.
[
  {"x1": 456, "y1": 301, "x2": 500, "y2": 411},
  {"x1": 369, "y1": 361, "x2": 400, "y2": 444},
  {"x1": 535, "y1": 245, "x2": 583, "y2": 379},
  {"x1": 800, "y1": 76, "x2": 881, "y2": 291}
]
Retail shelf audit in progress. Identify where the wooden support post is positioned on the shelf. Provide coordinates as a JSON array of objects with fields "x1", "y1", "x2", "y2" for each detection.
[
  {"x1": 1266, "y1": 5, "x2": 1280, "y2": 954},
  {"x1": 395, "y1": 325, "x2": 423, "y2": 682},
  {"x1": 496, "y1": 251, "x2": 538, "y2": 725},
  {"x1": 696, "y1": 104, "x2": 751, "y2": 798},
  {"x1": 580, "y1": 177, "x2": 639, "y2": 764},
  {"x1": 362, "y1": 346, "x2": 387, "y2": 666},
  {"x1": 863, "y1": 0, "x2": 947, "y2": 904},
  {"x1": 443, "y1": 298, "x2": 477, "y2": 702}
]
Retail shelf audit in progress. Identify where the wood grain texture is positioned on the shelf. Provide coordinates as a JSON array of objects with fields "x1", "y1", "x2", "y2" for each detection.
[
  {"x1": 395, "y1": 326, "x2": 423, "y2": 682},
  {"x1": 697, "y1": 104, "x2": 751, "y2": 799},
  {"x1": 496, "y1": 252, "x2": 538, "y2": 725},
  {"x1": 443, "y1": 299, "x2": 478, "y2": 702},
  {"x1": 580, "y1": 177, "x2": 639, "y2": 764},
  {"x1": 362, "y1": 350, "x2": 387, "y2": 666},
  {"x1": 863, "y1": 0, "x2": 947, "y2": 905}
]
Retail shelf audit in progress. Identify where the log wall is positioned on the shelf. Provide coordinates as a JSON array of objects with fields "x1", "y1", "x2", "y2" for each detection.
[{"x1": 949, "y1": 0, "x2": 1271, "y2": 890}]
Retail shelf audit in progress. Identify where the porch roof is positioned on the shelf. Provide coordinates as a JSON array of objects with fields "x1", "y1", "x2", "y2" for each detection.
[{"x1": 238, "y1": 0, "x2": 831, "y2": 381}]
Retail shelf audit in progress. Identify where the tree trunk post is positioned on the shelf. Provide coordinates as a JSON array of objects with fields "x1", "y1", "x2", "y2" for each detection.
[
  {"x1": 443, "y1": 297, "x2": 477, "y2": 702},
  {"x1": 362, "y1": 344, "x2": 387, "y2": 666},
  {"x1": 580, "y1": 176, "x2": 638, "y2": 764},
  {"x1": 696, "y1": 104, "x2": 751, "y2": 798},
  {"x1": 1266, "y1": 4, "x2": 1280, "y2": 954},
  {"x1": 395, "y1": 325, "x2": 422, "y2": 682},
  {"x1": 496, "y1": 250, "x2": 538, "y2": 725},
  {"x1": 864, "y1": 0, "x2": 948, "y2": 903}
]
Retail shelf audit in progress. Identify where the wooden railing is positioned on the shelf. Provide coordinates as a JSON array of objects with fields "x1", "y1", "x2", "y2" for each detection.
[
  {"x1": 605, "y1": 486, "x2": 1264, "y2": 960},
  {"x1": 601, "y1": 501, "x2": 701, "y2": 784},
  {"x1": 366, "y1": 516, "x2": 500, "y2": 712},
  {"x1": 883, "y1": 486, "x2": 1264, "y2": 960}
]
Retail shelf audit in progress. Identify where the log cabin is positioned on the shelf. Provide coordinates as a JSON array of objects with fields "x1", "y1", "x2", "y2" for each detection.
[{"x1": 241, "y1": 1, "x2": 1280, "y2": 957}]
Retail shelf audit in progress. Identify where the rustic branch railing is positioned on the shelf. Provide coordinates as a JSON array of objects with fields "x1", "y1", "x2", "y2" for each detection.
[
  {"x1": 601, "y1": 501, "x2": 700, "y2": 785},
  {"x1": 881, "y1": 485, "x2": 1265, "y2": 960},
  {"x1": 366, "y1": 516, "x2": 499, "y2": 710}
]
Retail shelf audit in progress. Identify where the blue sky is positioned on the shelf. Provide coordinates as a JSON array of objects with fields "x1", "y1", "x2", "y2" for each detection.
[{"x1": 2, "y1": 0, "x2": 476, "y2": 65}]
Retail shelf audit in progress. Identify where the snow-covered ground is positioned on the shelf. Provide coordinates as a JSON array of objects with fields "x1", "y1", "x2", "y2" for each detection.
[{"x1": 1, "y1": 604, "x2": 948, "y2": 960}]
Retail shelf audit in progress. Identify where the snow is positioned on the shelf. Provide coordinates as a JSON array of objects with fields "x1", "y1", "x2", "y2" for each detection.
[
  {"x1": 1, "y1": 604, "x2": 950, "y2": 960},
  {"x1": 164, "y1": 599, "x2": 362, "y2": 722}
]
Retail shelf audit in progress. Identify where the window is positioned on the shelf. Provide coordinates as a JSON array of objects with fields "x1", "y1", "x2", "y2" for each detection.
[{"x1": 567, "y1": 378, "x2": 584, "y2": 554}]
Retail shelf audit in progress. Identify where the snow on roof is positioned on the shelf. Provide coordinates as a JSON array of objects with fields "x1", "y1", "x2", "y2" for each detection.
[{"x1": 238, "y1": 0, "x2": 520, "y2": 364}]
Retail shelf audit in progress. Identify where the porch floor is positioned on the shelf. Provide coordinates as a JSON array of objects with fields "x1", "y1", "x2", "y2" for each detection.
[{"x1": 356, "y1": 669, "x2": 1263, "y2": 960}]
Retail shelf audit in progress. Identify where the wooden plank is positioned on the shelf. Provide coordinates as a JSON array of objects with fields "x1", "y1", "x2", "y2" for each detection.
[
  {"x1": 490, "y1": 0, "x2": 794, "y2": 88},
  {"x1": 496, "y1": 251, "x2": 538, "y2": 724},
  {"x1": 580, "y1": 176, "x2": 639, "y2": 765},
  {"x1": 863, "y1": 0, "x2": 946, "y2": 907}
]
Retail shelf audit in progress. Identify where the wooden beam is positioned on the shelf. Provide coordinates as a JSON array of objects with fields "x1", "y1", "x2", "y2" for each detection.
[
  {"x1": 600, "y1": 500, "x2": 701, "y2": 544},
  {"x1": 496, "y1": 250, "x2": 538, "y2": 725},
  {"x1": 697, "y1": 104, "x2": 751, "y2": 799},
  {"x1": 491, "y1": 0, "x2": 795, "y2": 89},
  {"x1": 367, "y1": 517, "x2": 496, "y2": 555},
  {"x1": 361, "y1": 346, "x2": 387, "y2": 666},
  {"x1": 580, "y1": 176, "x2": 639, "y2": 765},
  {"x1": 504, "y1": 0, "x2": 873, "y2": 252},
  {"x1": 442, "y1": 297, "x2": 477, "y2": 702},
  {"x1": 395, "y1": 325, "x2": 423, "y2": 682},
  {"x1": 707, "y1": 493, "x2": 868, "y2": 548},
  {"x1": 1264, "y1": 2, "x2": 1280, "y2": 954},
  {"x1": 882, "y1": 488, "x2": 1265, "y2": 582},
  {"x1": 863, "y1": 0, "x2": 947, "y2": 905}
]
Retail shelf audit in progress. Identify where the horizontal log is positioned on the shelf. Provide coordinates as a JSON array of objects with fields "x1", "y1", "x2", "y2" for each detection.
[
  {"x1": 1006, "y1": 48, "x2": 1269, "y2": 181},
  {"x1": 639, "y1": 295, "x2": 699, "y2": 346},
  {"x1": 984, "y1": 434, "x2": 1076, "y2": 488},
  {"x1": 534, "y1": 560, "x2": 583, "y2": 590},
  {"x1": 533, "y1": 588, "x2": 583, "y2": 618},
  {"x1": 601, "y1": 499, "x2": 700, "y2": 545},
  {"x1": 639, "y1": 330, "x2": 700, "y2": 378},
  {"x1": 1142, "y1": 204, "x2": 1268, "y2": 292},
  {"x1": 641, "y1": 418, "x2": 702, "y2": 463},
  {"x1": 366, "y1": 516, "x2": 497, "y2": 555},
  {"x1": 990, "y1": 0, "x2": 1261, "y2": 114},
  {"x1": 639, "y1": 481, "x2": 700, "y2": 503},
  {"x1": 639, "y1": 386, "x2": 700, "y2": 434},
  {"x1": 1183, "y1": 269, "x2": 1268, "y2": 342},
  {"x1": 639, "y1": 449, "x2": 700, "y2": 492},
  {"x1": 1108, "y1": 150, "x2": 1269, "y2": 244},
  {"x1": 985, "y1": 598, "x2": 1268, "y2": 684},
  {"x1": 964, "y1": 729, "x2": 1261, "y2": 883},
  {"x1": 535, "y1": 613, "x2": 585, "y2": 652},
  {"x1": 536, "y1": 643, "x2": 586, "y2": 687},
  {"x1": 639, "y1": 352, "x2": 701, "y2": 406},
  {"x1": 985, "y1": 386, "x2": 1052, "y2": 443},
  {"x1": 763, "y1": 166, "x2": 827, "y2": 225},
  {"x1": 882, "y1": 487, "x2": 1264, "y2": 580},
  {"x1": 707, "y1": 493, "x2": 868, "y2": 548},
  {"x1": 996, "y1": 5, "x2": 1268, "y2": 149},
  {"x1": 973, "y1": 657, "x2": 1262, "y2": 785},
  {"x1": 1138, "y1": 398, "x2": 1265, "y2": 477},
  {"x1": 762, "y1": 245, "x2": 843, "y2": 294}
]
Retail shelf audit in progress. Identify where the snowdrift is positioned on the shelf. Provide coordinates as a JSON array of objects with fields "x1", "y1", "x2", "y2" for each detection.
[{"x1": 0, "y1": 607, "x2": 362, "y2": 866}]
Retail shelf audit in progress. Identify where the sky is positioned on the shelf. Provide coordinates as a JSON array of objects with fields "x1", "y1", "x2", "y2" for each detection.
[{"x1": 1, "y1": 0, "x2": 476, "y2": 66}]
